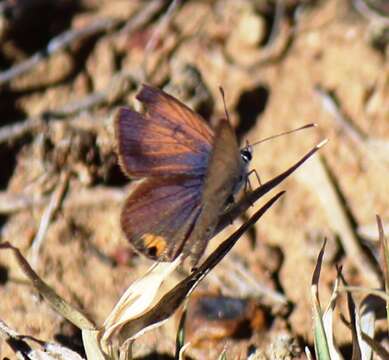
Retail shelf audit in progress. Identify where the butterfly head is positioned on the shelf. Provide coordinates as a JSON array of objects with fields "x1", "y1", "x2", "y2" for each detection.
[{"x1": 229, "y1": 143, "x2": 253, "y2": 197}]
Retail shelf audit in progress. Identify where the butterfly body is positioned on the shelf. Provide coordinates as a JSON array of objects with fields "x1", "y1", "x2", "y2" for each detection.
[{"x1": 115, "y1": 85, "x2": 251, "y2": 263}]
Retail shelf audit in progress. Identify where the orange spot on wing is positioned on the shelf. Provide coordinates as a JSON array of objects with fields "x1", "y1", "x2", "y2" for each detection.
[{"x1": 141, "y1": 233, "x2": 167, "y2": 257}]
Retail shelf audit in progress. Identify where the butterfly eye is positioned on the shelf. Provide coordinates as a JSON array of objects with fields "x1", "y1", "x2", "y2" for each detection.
[{"x1": 240, "y1": 148, "x2": 252, "y2": 163}]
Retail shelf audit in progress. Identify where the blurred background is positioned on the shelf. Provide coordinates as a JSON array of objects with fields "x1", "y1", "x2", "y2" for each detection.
[{"x1": 0, "y1": 0, "x2": 388, "y2": 358}]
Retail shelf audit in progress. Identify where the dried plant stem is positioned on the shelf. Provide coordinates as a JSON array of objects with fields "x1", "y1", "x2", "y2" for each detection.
[
  {"x1": 314, "y1": 85, "x2": 366, "y2": 144},
  {"x1": 341, "y1": 286, "x2": 389, "y2": 301},
  {"x1": 0, "y1": 1, "x2": 166, "y2": 87},
  {"x1": 297, "y1": 155, "x2": 381, "y2": 287},
  {"x1": 142, "y1": 0, "x2": 181, "y2": 82},
  {"x1": 0, "y1": 18, "x2": 118, "y2": 87},
  {"x1": 119, "y1": 0, "x2": 165, "y2": 35},
  {"x1": 0, "y1": 71, "x2": 134, "y2": 145},
  {"x1": 353, "y1": 0, "x2": 389, "y2": 24},
  {"x1": 315, "y1": 85, "x2": 389, "y2": 172},
  {"x1": 0, "y1": 0, "x2": 167, "y2": 145},
  {"x1": 0, "y1": 242, "x2": 95, "y2": 329},
  {"x1": 0, "y1": 318, "x2": 32, "y2": 357},
  {"x1": 0, "y1": 191, "x2": 45, "y2": 214},
  {"x1": 29, "y1": 173, "x2": 69, "y2": 269}
]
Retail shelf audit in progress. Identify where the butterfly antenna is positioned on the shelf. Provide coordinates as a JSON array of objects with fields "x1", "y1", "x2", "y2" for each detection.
[
  {"x1": 219, "y1": 86, "x2": 231, "y2": 123},
  {"x1": 250, "y1": 123, "x2": 317, "y2": 147}
]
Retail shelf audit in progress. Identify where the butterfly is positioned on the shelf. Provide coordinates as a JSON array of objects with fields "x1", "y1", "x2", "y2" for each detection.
[{"x1": 115, "y1": 84, "x2": 253, "y2": 264}]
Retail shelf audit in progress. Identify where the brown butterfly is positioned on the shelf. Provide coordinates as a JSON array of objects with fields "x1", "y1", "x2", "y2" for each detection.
[{"x1": 115, "y1": 85, "x2": 252, "y2": 264}]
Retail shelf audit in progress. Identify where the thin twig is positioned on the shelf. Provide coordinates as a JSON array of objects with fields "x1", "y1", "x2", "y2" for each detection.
[
  {"x1": 0, "y1": 319, "x2": 32, "y2": 358},
  {"x1": 0, "y1": 70, "x2": 135, "y2": 145},
  {"x1": 315, "y1": 85, "x2": 389, "y2": 172},
  {"x1": 0, "y1": 184, "x2": 125, "y2": 215},
  {"x1": 314, "y1": 85, "x2": 366, "y2": 144},
  {"x1": 296, "y1": 155, "x2": 382, "y2": 287},
  {"x1": 222, "y1": 258, "x2": 288, "y2": 306},
  {"x1": 142, "y1": 0, "x2": 181, "y2": 82},
  {"x1": 353, "y1": 0, "x2": 389, "y2": 25},
  {"x1": 263, "y1": 0, "x2": 285, "y2": 49},
  {"x1": 29, "y1": 172, "x2": 69, "y2": 269},
  {"x1": 45, "y1": 71, "x2": 134, "y2": 118},
  {"x1": 341, "y1": 286, "x2": 388, "y2": 301},
  {"x1": 0, "y1": 192, "x2": 46, "y2": 214},
  {"x1": 0, "y1": 18, "x2": 118, "y2": 87},
  {"x1": 0, "y1": 116, "x2": 42, "y2": 145},
  {"x1": 0, "y1": 1, "x2": 167, "y2": 145},
  {"x1": 119, "y1": 0, "x2": 166, "y2": 35}
]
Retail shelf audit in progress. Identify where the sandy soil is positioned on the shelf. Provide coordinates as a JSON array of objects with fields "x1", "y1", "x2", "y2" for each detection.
[{"x1": 0, "y1": 0, "x2": 388, "y2": 359}]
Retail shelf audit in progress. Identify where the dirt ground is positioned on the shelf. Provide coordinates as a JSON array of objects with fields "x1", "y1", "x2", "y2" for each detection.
[{"x1": 0, "y1": 0, "x2": 388, "y2": 359}]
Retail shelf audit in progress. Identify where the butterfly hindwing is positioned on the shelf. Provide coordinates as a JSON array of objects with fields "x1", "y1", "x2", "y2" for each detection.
[{"x1": 121, "y1": 176, "x2": 203, "y2": 261}]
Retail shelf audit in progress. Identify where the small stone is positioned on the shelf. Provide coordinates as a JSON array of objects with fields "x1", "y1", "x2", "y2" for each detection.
[{"x1": 236, "y1": 12, "x2": 266, "y2": 47}]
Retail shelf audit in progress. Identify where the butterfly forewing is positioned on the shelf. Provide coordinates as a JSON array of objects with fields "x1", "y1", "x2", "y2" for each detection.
[
  {"x1": 138, "y1": 85, "x2": 214, "y2": 146},
  {"x1": 115, "y1": 85, "x2": 213, "y2": 178},
  {"x1": 121, "y1": 176, "x2": 203, "y2": 261}
]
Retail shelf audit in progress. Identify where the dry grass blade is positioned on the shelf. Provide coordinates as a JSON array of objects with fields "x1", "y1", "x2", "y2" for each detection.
[
  {"x1": 101, "y1": 257, "x2": 182, "y2": 350},
  {"x1": 108, "y1": 191, "x2": 284, "y2": 349},
  {"x1": 0, "y1": 318, "x2": 33, "y2": 358},
  {"x1": 175, "y1": 307, "x2": 187, "y2": 360},
  {"x1": 0, "y1": 245, "x2": 105, "y2": 358},
  {"x1": 315, "y1": 86, "x2": 389, "y2": 174},
  {"x1": 30, "y1": 172, "x2": 69, "y2": 269},
  {"x1": 0, "y1": 242, "x2": 94, "y2": 330},
  {"x1": 82, "y1": 330, "x2": 107, "y2": 360},
  {"x1": 341, "y1": 317, "x2": 389, "y2": 359},
  {"x1": 311, "y1": 240, "x2": 331, "y2": 360},
  {"x1": 322, "y1": 266, "x2": 343, "y2": 360},
  {"x1": 217, "y1": 140, "x2": 327, "y2": 233},
  {"x1": 28, "y1": 343, "x2": 85, "y2": 360},
  {"x1": 0, "y1": 318, "x2": 86, "y2": 360},
  {"x1": 357, "y1": 333, "x2": 389, "y2": 360},
  {"x1": 339, "y1": 272, "x2": 362, "y2": 360},
  {"x1": 297, "y1": 154, "x2": 381, "y2": 287},
  {"x1": 377, "y1": 215, "x2": 389, "y2": 332},
  {"x1": 305, "y1": 347, "x2": 314, "y2": 360},
  {"x1": 178, "y1": 343, "x2": 191, "y2": 360},
  {"x1": 341, "y1": 287, "x2": 389, "y2": 301},
  {"x1": 217, "y1": 350, "x2": 227, "y2": 360},
  {"x1": 359, "y1": 297, "x2": 376, "y2": 360}
]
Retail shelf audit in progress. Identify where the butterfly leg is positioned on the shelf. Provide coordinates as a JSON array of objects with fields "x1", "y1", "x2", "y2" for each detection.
[
  {"x1": 244, "y1": 169, "x2": 261, "y2": 207},
  {"x1": 247, "y1": 169, "x2": 262, "y2": 187},
  {"x1": 244, "y1": 180, "x2": 255, "y2": 208}
]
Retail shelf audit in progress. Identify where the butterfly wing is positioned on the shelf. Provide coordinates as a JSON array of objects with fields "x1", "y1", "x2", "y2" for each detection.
[
  {"x1": 183, "y1": 119, "x2": 242, "y2": 264},
  {"x1": 115, "y1": 85, "x2": 213, "y2": 178},
  {"x1": 121, "y1": 176, "x2": 203, "y2": 261}
]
